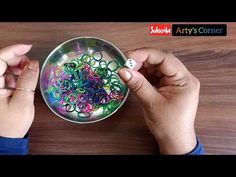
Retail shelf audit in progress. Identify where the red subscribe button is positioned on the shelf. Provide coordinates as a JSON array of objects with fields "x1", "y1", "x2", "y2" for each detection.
[{"x1": 149, "y1": 24, "x2": 171, "y2": 36}]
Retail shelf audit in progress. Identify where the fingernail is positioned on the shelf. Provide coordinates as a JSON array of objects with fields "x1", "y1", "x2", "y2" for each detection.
[
  {"x1": 127, "y1": 48, "x2": 139, "y2": 54},
  {"x1": 118, "y1": 68, "x2": 132, "y2": 82},
  {"x1": 28, "y1": 60, "x2": 39, "y2": 70},
  {"x1": 127, "y1": 50, "x2": 134, "y2": 54},
  {"x1": 126, "y1": 50, "x2": 135, "y2": 55}
]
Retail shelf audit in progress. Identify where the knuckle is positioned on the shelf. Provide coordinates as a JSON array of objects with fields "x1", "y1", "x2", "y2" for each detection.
[
  {"x1": 164, "y1": 52, "x2": 175, "y2": 61},
  {"x1": 166, "y1": 52, "x2": 174, "y2": 58},
  {"x1": 195, "y1": 78, "x2": 200, "y2": 88},
  {"x1": 193, "y1": 76, "x2": 200, "y2": 89},
  {"x1": 189, "y1": 75, "x2": 200, "y2": 90},
  {"x1": 128, "y1": 79, "x2": 144, "y2": 93}
]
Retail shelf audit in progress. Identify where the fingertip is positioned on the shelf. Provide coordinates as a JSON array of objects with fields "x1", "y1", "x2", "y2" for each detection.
[
  {"x1": 118, "y1": 68, "x2": 132, "y2": 82},
  {"x1": 19, "y1": 55, "x2": 30, "y2": 70},
  {"x1": 22, "y1": 44, "x2": 33, "y2": 51},
  {"x1": 28, "y1": 60, "x2": 39, "y2": 71},
  {"x1": 126, "y1": 47, "x2": 146, "y2": 55},
  {"x1": 23, "y1": 44, "x2": 32, "y2": 49},
  {"x1": 126, "y1": 50, "x2": 136, "y2": 58},
  {"x1": 125, "y1": 48, "x2": 139, "y2": 57},
  {"x1": 14, "y1": 44, "x2": 32, "y2": 56},
  {"x1": 126, "y1": 47, "x2": 149, "y2": 63},
  {"x1": 126, "y1": 49, "x2": 136, "y2": 55}
]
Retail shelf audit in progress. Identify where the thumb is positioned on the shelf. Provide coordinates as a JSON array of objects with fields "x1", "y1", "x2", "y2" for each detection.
[
  {"x1": 118, "y1": 67, "x2": 162, "y2": 108},
  {"x1": 11, "y1": 60, "x2": 39, "y2": 105}
]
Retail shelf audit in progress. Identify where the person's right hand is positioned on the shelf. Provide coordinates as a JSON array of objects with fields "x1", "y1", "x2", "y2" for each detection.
[{"x1": 118, "y1": 48, "x2": 200, "y2": 154}]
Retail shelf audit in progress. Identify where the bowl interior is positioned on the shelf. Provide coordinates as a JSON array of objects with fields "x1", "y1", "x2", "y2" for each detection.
[{"x1": 40, "y1": 37, "x2": 129, "y2": 123}]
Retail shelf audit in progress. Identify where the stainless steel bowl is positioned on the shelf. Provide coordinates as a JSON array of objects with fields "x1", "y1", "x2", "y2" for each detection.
[{"x1": 40, "y1": 36, "x2": 129, "y2": 124}]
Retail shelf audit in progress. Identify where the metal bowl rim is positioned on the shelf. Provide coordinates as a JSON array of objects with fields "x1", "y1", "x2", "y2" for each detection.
[{"x1": 39, "y1": 36, "x2": 130, "y2": 124}]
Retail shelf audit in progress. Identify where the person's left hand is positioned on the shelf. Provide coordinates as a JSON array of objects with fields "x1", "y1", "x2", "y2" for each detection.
[{"x1": 0, "y1": 44, "x2": 39, "y2": 138}]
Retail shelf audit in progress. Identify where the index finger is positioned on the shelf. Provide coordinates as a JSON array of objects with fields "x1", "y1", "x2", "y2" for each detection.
[
  {"x1": 126, "y1": 47, "x2": 190, "y2": 79},
  {"x1": 0, "y1": 44, "x2": 32, "y2": 76}
]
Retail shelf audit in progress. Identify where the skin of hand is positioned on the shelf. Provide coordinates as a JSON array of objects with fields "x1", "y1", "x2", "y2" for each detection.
[
  {"x1": 118, "y1": 47, "x2": 200, "y2": 155},
  {"x1": 0, "y1": 44, "x2": 39, "y2": 138}
]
